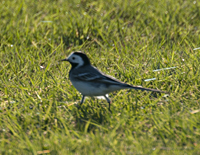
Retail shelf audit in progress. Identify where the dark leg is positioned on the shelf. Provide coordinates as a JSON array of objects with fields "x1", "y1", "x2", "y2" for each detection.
[
  {"x1": 104, "y1": 95, "x2": 111, "y2": 112},
  {"x1": 80, "y1": 95, "x2": 85, "y2": 105}
]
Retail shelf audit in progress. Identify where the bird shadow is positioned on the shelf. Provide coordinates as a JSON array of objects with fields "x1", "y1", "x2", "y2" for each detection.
[{"x1": 71, "y1": 101, "x2": 111, "y2": 133}]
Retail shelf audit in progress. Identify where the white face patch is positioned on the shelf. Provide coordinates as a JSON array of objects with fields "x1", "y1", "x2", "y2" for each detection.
[{"x1": 67, "y1": 52, "x2": 84, "y2": 68}]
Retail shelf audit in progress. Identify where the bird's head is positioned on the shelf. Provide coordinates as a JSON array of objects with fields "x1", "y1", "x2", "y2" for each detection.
[{"x1": 61, "y1": 51, "x2": 91, "y2": 68}]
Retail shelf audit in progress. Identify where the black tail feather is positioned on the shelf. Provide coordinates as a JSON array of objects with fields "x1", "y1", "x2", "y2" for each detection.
[{"x1": 126, "y1": 84, "x2": 168, "y2": 94}]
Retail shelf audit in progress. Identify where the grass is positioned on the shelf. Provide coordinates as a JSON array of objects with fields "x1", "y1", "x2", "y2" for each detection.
[{"x1": 0, "y1": 0, "x2": 200, "y2": 154}]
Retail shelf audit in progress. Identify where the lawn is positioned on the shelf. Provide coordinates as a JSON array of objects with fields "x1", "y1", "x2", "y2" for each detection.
[{"x1": 0, "y1": 0, "x2": 200, "y2": 154}]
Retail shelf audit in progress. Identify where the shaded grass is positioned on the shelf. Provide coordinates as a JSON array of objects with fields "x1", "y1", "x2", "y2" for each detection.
[{"x1": 0, "y1": 0, "x2": 200, "y2": 154}]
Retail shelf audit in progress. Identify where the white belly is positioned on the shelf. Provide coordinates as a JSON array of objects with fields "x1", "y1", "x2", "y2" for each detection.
[{"x1": 70, "y1": 80, "x2": 123, "y2": 96}]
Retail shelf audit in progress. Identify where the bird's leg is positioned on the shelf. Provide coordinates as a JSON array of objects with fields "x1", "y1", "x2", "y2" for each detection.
[
  {"x1": 104, "y1": 95, "x2": 112, "y2": 112},
  {"x1": 80, "y1": 95, "x2": 85, "y2": 105},
  {"x1": 76, "y1": 95, "x2": 85, "y2": 109}
]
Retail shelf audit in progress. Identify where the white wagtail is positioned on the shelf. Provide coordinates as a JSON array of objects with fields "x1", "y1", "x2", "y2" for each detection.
[{"x1": 61, "y1": 51, "x2": 166, "y2": 111}]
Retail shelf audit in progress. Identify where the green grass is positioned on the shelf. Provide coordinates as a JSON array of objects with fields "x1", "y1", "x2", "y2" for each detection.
[{"x1": 1, "y1": 0, "x2": 200, "y2": 154}]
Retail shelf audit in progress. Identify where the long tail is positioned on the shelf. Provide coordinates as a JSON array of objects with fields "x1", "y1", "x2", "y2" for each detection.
[{"x1": 126, "y1": 84, "x2": 167, "y2": 94}]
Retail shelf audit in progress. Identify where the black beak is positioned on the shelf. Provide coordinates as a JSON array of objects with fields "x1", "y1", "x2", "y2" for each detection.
[{"x1": 60, "y1": 58, "x2": 68, "y2": 62}]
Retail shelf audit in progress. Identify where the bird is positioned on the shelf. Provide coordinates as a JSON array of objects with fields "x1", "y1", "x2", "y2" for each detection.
[{"x1": 61, "y1": 51, "x2": 167, "y2": 111}]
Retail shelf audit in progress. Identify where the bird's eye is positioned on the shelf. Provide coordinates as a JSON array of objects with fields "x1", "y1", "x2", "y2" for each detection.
[{"x1": 72, "y1": 57, "x2": 75, "y2": 60}]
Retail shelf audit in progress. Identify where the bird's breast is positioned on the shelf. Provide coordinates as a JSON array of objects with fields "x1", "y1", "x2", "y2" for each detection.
[{"x1": 69, "y1": 79, "x2": 124, "y2": 96}]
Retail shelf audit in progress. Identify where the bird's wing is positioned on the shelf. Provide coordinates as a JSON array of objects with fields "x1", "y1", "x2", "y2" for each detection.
[
  {"x1": 74, "y1": 66, "x2": 126, "y2": 85},
  {"x1": 74, "y1": 72, "x2": 102, "y2": 81}
]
